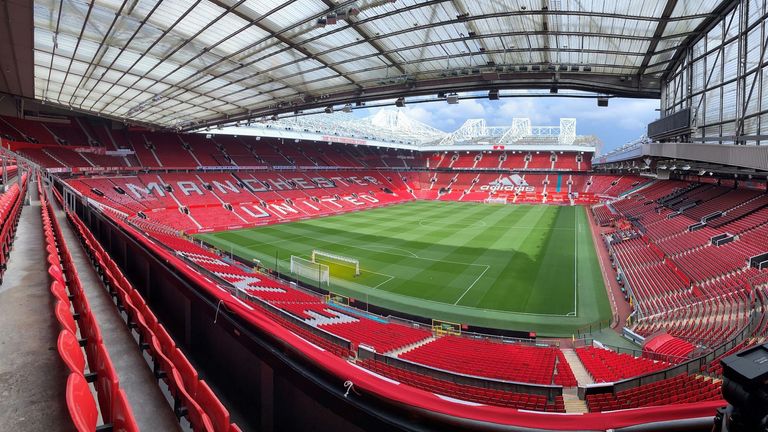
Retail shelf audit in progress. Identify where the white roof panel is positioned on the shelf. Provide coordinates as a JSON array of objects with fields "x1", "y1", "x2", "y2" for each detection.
[{"x1": 32, "y1": 0, "x2": 728, "y2": 128}]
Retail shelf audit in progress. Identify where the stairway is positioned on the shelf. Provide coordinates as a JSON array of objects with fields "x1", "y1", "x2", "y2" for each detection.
[
  {"x1": 387, "y1": 336, "x2": 438, "y2": 357},
  {"x1": 560, "y1": 348, "x2": 594, "y2": 386},
  {"x1": 562, "y1": 389, "x2": 589, "y2": 413}
]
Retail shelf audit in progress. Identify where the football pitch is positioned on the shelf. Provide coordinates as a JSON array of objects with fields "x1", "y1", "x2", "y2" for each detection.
[{"x1": 195, "y1": 201, "x2": 611, "y2": 336}]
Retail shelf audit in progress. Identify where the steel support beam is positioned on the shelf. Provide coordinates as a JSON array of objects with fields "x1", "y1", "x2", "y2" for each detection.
[{"x1": 638, "y1": 0, "x2": 678, "y2": 76}]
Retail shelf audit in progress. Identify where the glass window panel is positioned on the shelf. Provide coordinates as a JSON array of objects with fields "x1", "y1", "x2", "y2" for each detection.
[
  {"x1": 705, "y1": 87, "x2": 721, "y2": 124},
  {"x1": 693, "y1": 57, "x2": 705, "y2": 92},
  {"x1": 723, "y1": 40, "x2": 739, "y2": 82},
  {"x1": 721, "y1": 81, "x2": 737, "y2": 121}
]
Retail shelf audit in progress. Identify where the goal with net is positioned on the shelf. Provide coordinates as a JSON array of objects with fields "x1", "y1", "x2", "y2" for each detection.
[
  {"x1": 290, "y1": 255, "x2": 330, "y2": 285},
  {"x1": 312, "y1": 250, "x2": 360, "y2": 276}
]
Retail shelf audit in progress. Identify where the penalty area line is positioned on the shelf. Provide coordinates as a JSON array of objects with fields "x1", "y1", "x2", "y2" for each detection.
[{"x1": 453, "y1": 265, "x2": 491, "y2": 305}]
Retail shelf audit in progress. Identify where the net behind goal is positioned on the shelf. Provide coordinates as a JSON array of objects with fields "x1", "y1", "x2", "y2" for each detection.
[
  {"x1": 290, "y1": 256, "x2": 330, "y2": 285},
  {"x1": 312, "y1": 250, "x2": 360, "y2": 276}
]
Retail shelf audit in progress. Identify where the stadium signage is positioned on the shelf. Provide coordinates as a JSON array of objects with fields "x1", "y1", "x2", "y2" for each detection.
[
  {"x1": 116, "y1": 175, "x2": 384, "y2": 221},
  {"x1": 479, "y1": 174, "x2": 536, "y2": 192},
  {"x1": 123, "y1": 175, "x2": 381, "y2": 198}
]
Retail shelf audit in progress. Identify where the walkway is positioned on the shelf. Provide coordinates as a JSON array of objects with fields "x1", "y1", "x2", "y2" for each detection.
[{"x1": 0, "y1": 181, "x2": 70, "y2": 431}]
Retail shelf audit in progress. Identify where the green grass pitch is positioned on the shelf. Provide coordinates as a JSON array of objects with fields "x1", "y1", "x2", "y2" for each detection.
[{"x1": 195, "y1": 201, "x2": 612, "y2": 336}]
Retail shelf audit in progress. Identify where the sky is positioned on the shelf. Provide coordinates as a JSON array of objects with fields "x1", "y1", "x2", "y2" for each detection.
[{"x1": 353, "y1": 96, "x2": 660, "y2": 155}]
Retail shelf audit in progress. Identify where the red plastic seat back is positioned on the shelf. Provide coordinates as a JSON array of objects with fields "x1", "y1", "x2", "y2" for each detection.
[
  {"x1": 55, "y1": 300, "x2": 77, "y2": 334},
  {"x1": 170, "y1": 347, "x2": 198, "y2": 397},
  {"x1": 94, "y1": 343, "x2": 119, "y2": 423},
  {"x1": 174, "y1": 372, "x2": 215, "y2": 432},
  {"x1": 79, "y1": 310, "x2": 103, "y2": 369},
  {"x1": 50, "y1": 281, "x2": 69, "y2": 304},
  {"x1": 57, "y1": 329, "x2": 85, "y2": 375},
  {"x1": 66, "y1": 373, "x2": 98, "y2": 432},
  {"x1": 48, "y1": 264, "x2": 65, "y2": 283},
  {"x1": 197, "y1": 380, "x2": 230, "y2": 432},
  {"x1": 154, "y1": 323, "x2": 176, "y2": 356},
  {"x1": 112, "y1": 388, "x2": 140, "y2": 432}
]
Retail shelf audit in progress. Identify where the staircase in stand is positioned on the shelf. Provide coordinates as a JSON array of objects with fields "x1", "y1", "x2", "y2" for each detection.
[
  {"x1": 387, "y1": 336, "x2": 438, "y2": 357},
  {"x1": 560, "y1": 348, "x2": 594, "y2": 386},
  {"x1": 562, "y1": 389, "x2": 589, "y2": 413}
]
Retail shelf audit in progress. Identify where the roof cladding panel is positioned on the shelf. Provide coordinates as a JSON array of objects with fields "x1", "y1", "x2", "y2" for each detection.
[{"x1": 32, "y1": 0, "x2": 732, "y2": 128}]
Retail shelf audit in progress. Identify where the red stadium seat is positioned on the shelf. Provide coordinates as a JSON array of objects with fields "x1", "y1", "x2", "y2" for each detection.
[
  {"x1": 196, "y1": 380, "x2": 230, "y2": 432},
  {"x1": 150, "y1": 336, "x2": 175, "y2": 384},
  {"x1": 57, "y1": 329, "x2": 85, "y2": 375},
  {"x1": 48, "y1": 264, "x2": 65, "y2": 284},
  {"x1": 112, "y1": 388, "x2": 140, "y2": 432},
  {"x1": 55, "y1": 300, "x2": 77, "y2": 334},
  {"x1": 51, "y1": 281, "x2": 70, "y2": 304},
  {"x1": 66, "y1": 373, "x2": 98, "y2": 432},
  {"x1": 94, "y1": 342, "x2": 119, "y2": 423},
  {"x1": 154, "y1": 323, "x2": 176, "y2": 356},
  {"x1": 170, "y1": 347, "x2": 198, "y2": 397},
  {"x1": 172, "y1": 368, "x2": 215, "y2": 432}
]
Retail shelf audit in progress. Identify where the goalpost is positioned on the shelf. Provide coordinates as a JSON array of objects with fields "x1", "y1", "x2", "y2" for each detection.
[
  {"x1": 290, "y1": 255, "x2": 330, "y2": 285},
  {"x1": 312, "y1": 250, "x2": 360, "y2": 276}
]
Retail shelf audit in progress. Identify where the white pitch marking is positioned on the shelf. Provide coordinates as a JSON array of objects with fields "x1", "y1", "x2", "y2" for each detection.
[{"x1": 453, "y1": 264, "x2": 491, "y2": 305}]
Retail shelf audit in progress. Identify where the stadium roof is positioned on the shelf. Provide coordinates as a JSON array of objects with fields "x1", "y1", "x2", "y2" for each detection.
[{"x1": 23, "y1": 0, "x2": 733, "y2": 130}]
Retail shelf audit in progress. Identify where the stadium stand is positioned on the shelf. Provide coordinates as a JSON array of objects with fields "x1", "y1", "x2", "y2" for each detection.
[
  {"x1": 40, "y1": 182, "x2": 141, "y2": 431},
  {"x1": 2, "y1": 113, "x2": 764, "y2": 429},
  {"x1": 575, "y1": 346, "x2": 669, "y2": 383},
  {"x1": 0, "y1": 175, "x2": 26, "y2": 282},
  {"x1": 399, "y1": 336, "x2": 573, "y2": 385},
  {"x1": 358, "y1": 359, "x2": 566, "y2": 412},
  {"x1": 585, "y1": 374, "x2": 722, "y2": 412},
  {"x1": 67, "y1": 202, "x2": 243, "y2": 431}
]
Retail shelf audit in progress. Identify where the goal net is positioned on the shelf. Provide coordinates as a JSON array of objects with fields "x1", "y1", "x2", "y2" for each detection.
[
  {"x1": 484, "y1": 197, "x2": 507, "y2": 204},
  {"x1": 312, "y1": 250, "x2": 360, "y2": 276},
  {"x1": 290, "y1": 255, "x2": 330, "y2": 285}
]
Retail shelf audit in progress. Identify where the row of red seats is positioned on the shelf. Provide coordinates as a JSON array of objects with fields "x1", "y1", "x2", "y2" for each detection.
[
  {"x1": 358, "y1": 359, "x2": 566, "y2": 412},
  {"x1": 318, "y1": 319, "x2": 431, "y2": 354},
  {"x1": 709, "y1": 194, "x2": 768, "y2": 227},
  {"x1": 0, "y1": 174, "x2": 25, "y2": 282},
  {"x1": 585, "y1": 374, "x2": 722, "y2": 412},
  {"x1": 39, "y1": 181, "x2": 139, "y2": 431},
  {"x1": 399, "y1": 335, "x2": 571, "y2": 385},
  {"x1": 683, "y1": 189, "x2": 761, "y2": 220},
  {"x1": 592, "y1": 204, "x2": 615, "y2": 226},
  {"x1": 0, "y1": 163, "x2": 17, "y2": 179},
  {"x1": 67, "y1": 208, "x2": 242, "y2": 432},
  {"x1": 655, "y1": 226, "x2": 722, "y2": 256},
  {"x1": 576, "y1": 347, "x2": 670, "y2": 383}
]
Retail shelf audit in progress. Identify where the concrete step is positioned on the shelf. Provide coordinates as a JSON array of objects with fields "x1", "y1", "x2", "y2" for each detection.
[
  {"x1": 387, "y1": 336, "x2": 438, "y2": 357},
  {"x1": 561, "y1": 348, "x2": 594, "y2": 386},
  {"x1": 562, "y1": 389, "x2": 589, "y2": 414}
]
